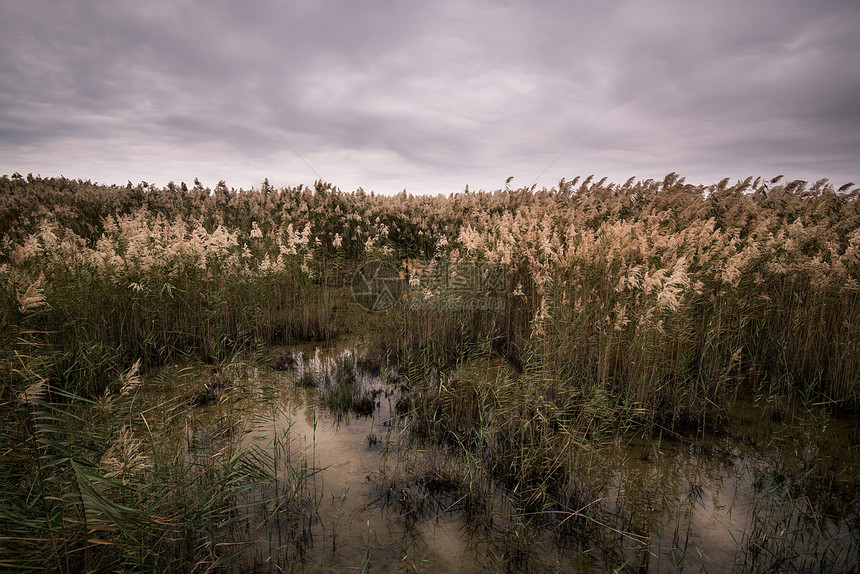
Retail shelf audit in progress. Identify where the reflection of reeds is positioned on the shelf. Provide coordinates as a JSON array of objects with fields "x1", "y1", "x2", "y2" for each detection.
[{"x1": 319, "y1": 354, "x2": 376, "y2": 418}]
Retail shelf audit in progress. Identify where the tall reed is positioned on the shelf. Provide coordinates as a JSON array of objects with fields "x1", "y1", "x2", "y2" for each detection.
[
  {"x1": 2, "y1": 173, "x2": 858, "y2": 413},
  {"x1": 0, "y1": 315, "x2": 319, "y2": 571}
]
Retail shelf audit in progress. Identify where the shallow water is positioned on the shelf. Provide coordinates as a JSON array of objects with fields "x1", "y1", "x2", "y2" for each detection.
[
  {"x1": 158, "y1": 339, "x2": 860, "y2": 573},
  {"x1": 593, "y1": 411, "x2": 860, "y2": 572}
]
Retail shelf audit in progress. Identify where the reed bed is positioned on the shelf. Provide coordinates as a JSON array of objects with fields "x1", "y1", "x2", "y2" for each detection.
[
  {"x1": 4, "y1": 173, "x2": 859, "y2": 416},
  {"x1": 1, "y1": 171, "x2": 859, "y2": 570}
]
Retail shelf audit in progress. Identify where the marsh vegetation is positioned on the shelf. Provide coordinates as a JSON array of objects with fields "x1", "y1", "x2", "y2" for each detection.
[{"x1": 1, "y1": 173, "x2": 858, "y2": 571}]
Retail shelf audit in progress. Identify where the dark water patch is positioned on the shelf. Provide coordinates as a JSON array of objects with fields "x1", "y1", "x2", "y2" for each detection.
[{"x1": 270, "y1": 350, "x2": 298, "y2": 371}]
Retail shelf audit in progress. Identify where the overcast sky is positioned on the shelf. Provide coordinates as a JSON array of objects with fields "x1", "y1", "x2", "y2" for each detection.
[{"x1": 1, "y1": 0, "x2": 858, "y2": 195}]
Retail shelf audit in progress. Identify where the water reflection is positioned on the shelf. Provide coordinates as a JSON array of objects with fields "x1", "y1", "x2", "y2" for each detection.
[{"x1": 157, "y1": 340, "x2": 860, "y2": 573}]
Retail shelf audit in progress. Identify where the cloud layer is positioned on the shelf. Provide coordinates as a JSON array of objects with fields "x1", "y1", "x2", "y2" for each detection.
[{"x1": 2, "y1": 0, "x2": 858, "y2": 194}]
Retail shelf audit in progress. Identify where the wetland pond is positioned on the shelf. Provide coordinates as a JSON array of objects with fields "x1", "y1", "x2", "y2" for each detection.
[{"x1": 155, "y1": 337, "x2": 860, "y2": 573}]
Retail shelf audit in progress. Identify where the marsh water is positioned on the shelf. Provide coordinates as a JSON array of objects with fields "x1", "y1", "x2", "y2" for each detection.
[{"x1": 157, "y1": 338, "x2": 860, "y2": 573}]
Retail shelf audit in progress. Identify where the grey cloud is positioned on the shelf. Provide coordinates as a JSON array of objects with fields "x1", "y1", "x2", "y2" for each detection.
[{"x1": 1, "y1": 0, "x2": 858, "y2": 194}]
